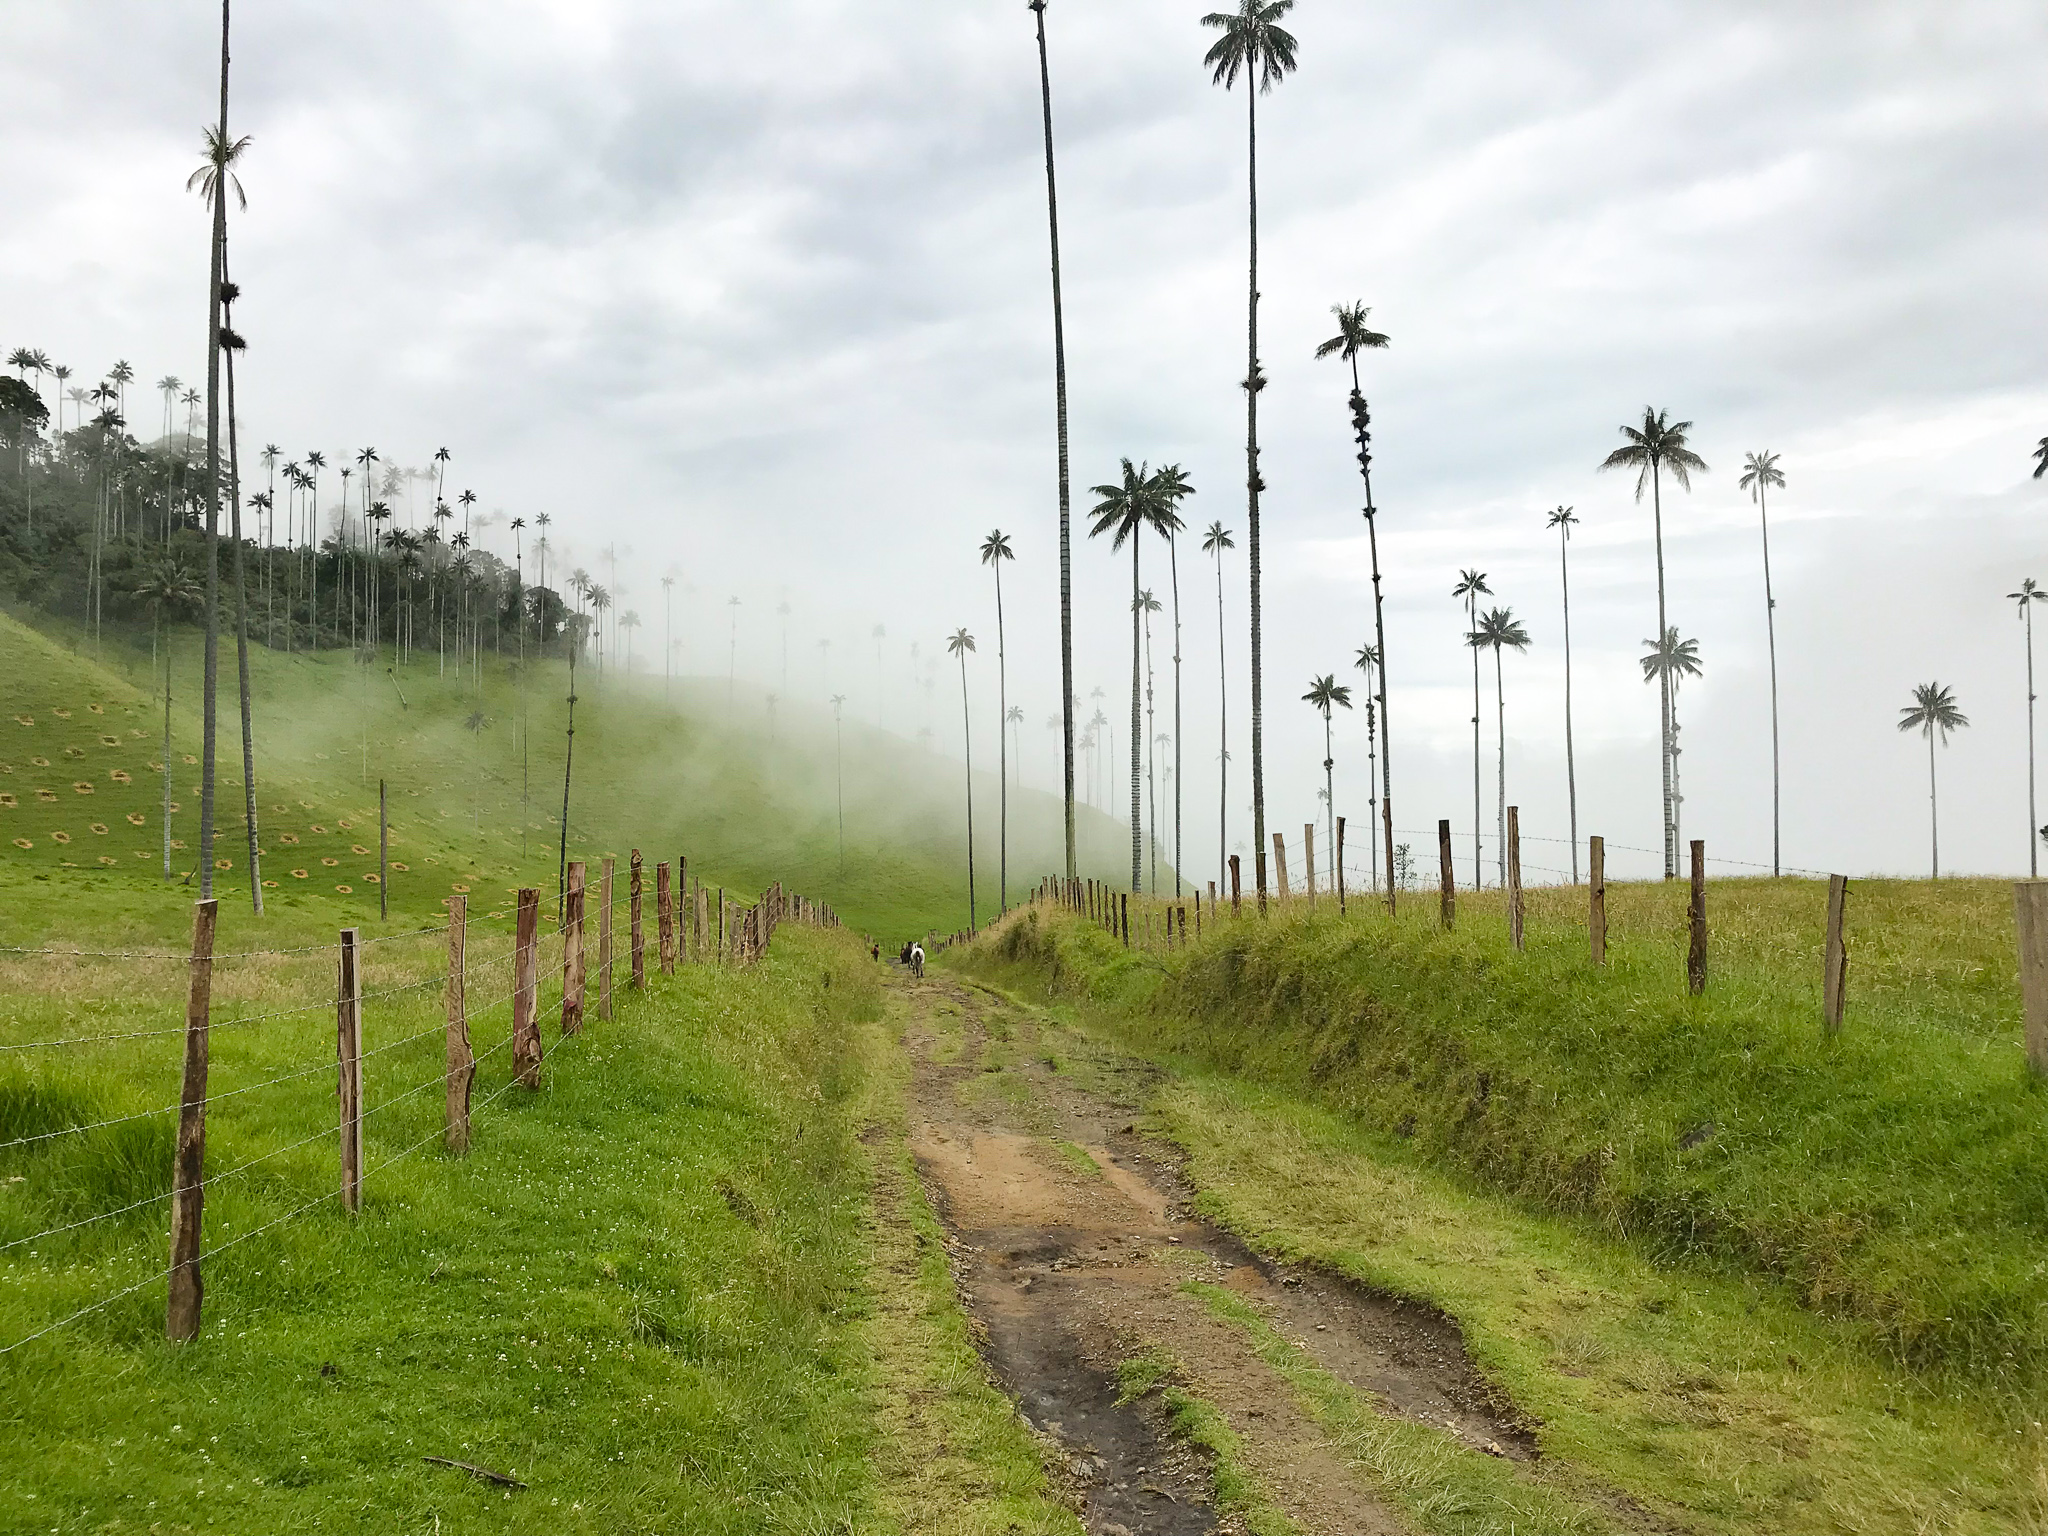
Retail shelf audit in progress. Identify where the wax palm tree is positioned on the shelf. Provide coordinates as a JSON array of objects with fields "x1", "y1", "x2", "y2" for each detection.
[
  {"x1": 980, "y1": 529, "x2": 1016, "y2": 912},
  {"x1": 1316, "y1": 300, "x2": 1394, "y2": 891},
  {"x1": 129, "y1": 559, "x2": 202, "y2": 878},
  {"x1": 1203, "y1": 0, "x2": 1297, "y2": 905},
  {"x1": 1470, "y1": 607, "x2": 1532, "y2": 884},
  {"x1": 1546, "y1": 506, "x2": 1581, "y2": 880},
  {"x1": 1601, "y1": 408, "x2": 1709, "y2": 877},
  {"x1": 1027, "y1": 0, "x2": 1078, "y2": 884},
  {"x1": 1640, "y1": 627, "x2": 1704, "y2": 849},
  {"x1": 1090, "y1": 458, "x2": 1166, "y2": 891},
  {"x1": 1136, "y1": 587, "x2": 1164, "y2": 891},
  {"x1": 1153, "y1": 465, "x2": 1195, "y2": 895},
  {"x1": 1351, "y1": 643, "x2": 1380, "y2": 892},
  {"x1": 948, "y1": 627, "x2": 980, "y2": 927},
  {"x1": 2012, "y1": 580, "x2": 2045, "y2": 876},
  {"x1": 1302, "y1": 674, "x2": 1352, "y2": 892},
  {"x1": 1452, "y1": 568, "x2": 1491, "y2": 884},
  {"x1": 1739, "y1": 450, "x2": 1787, "y2": 876},
  {"x1": 1202, "y1": 520, "x2": 1235, "y2": 892},
  {"x1": 1898, "y1": 683, "x2": 1968, "y2": 878}
]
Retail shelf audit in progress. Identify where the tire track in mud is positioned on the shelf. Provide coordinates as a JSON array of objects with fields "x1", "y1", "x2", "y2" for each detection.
[{"x1": 896, "y1": 970, "x2": 1541, "y2": 1535}]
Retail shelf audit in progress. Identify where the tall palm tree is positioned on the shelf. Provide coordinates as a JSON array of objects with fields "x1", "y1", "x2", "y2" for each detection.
[
  {"x1": 1452, "y1": 568, "x2": 1491, "y2": 885},
  {"x1": 303, "y1": 450, "x2": 325, "y2": 642},
  {"x1": 1028, "y1": 0, "x2": 1078, "y2": 885},
  {"x1": 1090, "y1": 458, "x2": 1166, "y2": 891},
  {"x1": 1302, "y1": 674, "x2": 1352, "y2": 892},
  {"x1": 1547, "y1": 506, "x2": 1581, "y2": 881},
  {"x1": 948, "y1": 627, "x2": 979, "y2": 927},
  {"x1": 1470, "y1": 607, "x2": 1532, "y2": 884},
  {"x1": 1739, "y1": 451, "x2": 1786, "y2": 876},
  {"x1": 1640, "y1": 627, "x2": 1704, "y2": 849},
  {"x1": 220, "y1": 277, "x2": 263, "y2": 912},
  {"x1": 980, "y1": 529, "x2": 1016, "y2": 912},
  {"x1": 1153, "y1": 466, "x2": 1195, "y2": 895},
  {"x1": 1351, "y1": 643, "x2": 1380, "y2": 892},
  {"x1": 1135, "y1": 588, "x2": 1164, "y2": 891},
  {"x1": 1202, "y1": 521, "x2": 1235, "y2": 892},
  {"x1": 1316, "y1": 300, "x2": 1394, "y2": 894},
  {"x1": 2012, "y1": 579, "x2": 2045, "y2": 875},
  {"x1": 1600, "y1": 408, "x2": 1709, "y2": 877},
  {"x1": 129, "y1": 559, "x2": 201, "y2": 879},
  {"x1": 1898, "y1": 683, "x2": 1968, "y2": 879},
  {"x1": 187, "y1": 30, "x2": 248, "y2": 901},
  {"x1": 1202, "y1": 0, "x2": 1297, "y2": 905}
]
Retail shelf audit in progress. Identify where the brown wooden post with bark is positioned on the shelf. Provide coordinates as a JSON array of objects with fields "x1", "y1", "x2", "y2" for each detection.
[
  {"x1": 1119, "y1": 892, "x2": 1130, "y2": 946},
  {"x1": 1438, "y1": 818, "x2": 1456, "y2": 930},
  {"x1": 1823, "y1": 874, "x2": 1849, "y2": 1035},
  {"x1": 165, "y1": 897, "x2": 217, "y2": 1342},
  {"x1": 563, "y1": 860, "x2": 587, "y2": 1035},
  {"x1": 630, "y1": 849, "x2": 646, "y2": 989},
  {"x1": 2013, "y1": 881, "x2": 2048, "y2": 1076},
  {"x1": 596, "y1": 856, "x2": 615, "y2": 1021},
  {"x1": 1507, "y1": 806, "x2": 1525, "y2": 952},
  {"x1": 336, "y1": 927, "x2": 363, "y2": 1214},
  {"x1": 1272, "y1": 833, "x2": 1289, "y2": 904},
  {"x1": 512, "y1": 888, "x2": 543, "y2": 1087},
  {"x1": 445, "y1": 895, "x2": 474, "y2": 1154},
  {"x1": 1687, "y1": 840, "x2": 1707, "y2": 995},
  {"x1": 657, "y1": 860, "x2": 675, "y2": 974},
  {"x1": 718, "y1": 888, "x2": 727, "y2": 964},
  {"x1": 1229, "y1": 855, "x2": 1241, "y2": 916},
  {"x1": 1589, "y1": 836, "x2": 1607, "y2": 965},
  {"x1": 1303, "y1": 823, "x2": 1317, "y2": 909},
  {"x1": 1336, "y1": 816, "x2": 1347, "y2": 915}
]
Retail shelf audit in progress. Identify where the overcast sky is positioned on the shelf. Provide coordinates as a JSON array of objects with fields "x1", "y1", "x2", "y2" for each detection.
[{"x1": 5, "y1": 0, "x2": 2045, "y2": 887}]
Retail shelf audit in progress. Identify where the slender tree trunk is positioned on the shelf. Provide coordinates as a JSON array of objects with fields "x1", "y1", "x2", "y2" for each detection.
[
  {"x1": 1324, "y1": 715, "x2": 1335, "y2": 891},
  {"x1": 2029, "y1": 602, "x2": 2038, "y2": 877},
  {"x1": 198, "y1": 0, "x2": 230, "y2": 903},
  {"x1": 1652, "y1": 464, "x2": 1674, "y2": 878},
  {"x1": 995, "y1": 560, "x2": 1008, "y2": 913},
  {"x1": 223, "y1": 303, "x2": 261, "y2": 913},
  {"x1": 1350, "y1": 356, "x2": 1395, "y2": 907},
  {"x1": 1031, "y1": 1, "x2": 1077, "y2": 883},
  {"x1": 1759, "y1": 481, "x2": 1781, "y2": 877},
  {"x1": 1145, "y1": 603, "x2": 1156, "y2": 894},
  {"x1": 1130, "y1": 540, "x2": 1143, "y2": 892},
  {"x1": 1169, "y1": 533, "x2": 1183, "y2": 896},
  {"x1": 1495, "y1": 645, "x2": 1507, "y2": 885},
  {"x1": 960, "y1": 652, "x2": 977, "y2": 928},
  {"x1": 1245, "y1": 83, "x2": 1268, "y2": 905},
  {"x1": 1469, "y1": 596, "x2": 1482, "y2": 887},
  {"x1": 559, "y1": 645, "x2": 578, "y2": 912},
  {"x1": 162, "y1": 619, "x2": 174, "y2": 879},
  {"x1": 1560, "y1": 525, "x2": 1579, "y2": 882},
  {"x1": 1214, "y1": 548, "x2": 1229, "y2": 895},
  {"x1": 1928, "y1": 730, "x2": 1939, "y2": 879}
]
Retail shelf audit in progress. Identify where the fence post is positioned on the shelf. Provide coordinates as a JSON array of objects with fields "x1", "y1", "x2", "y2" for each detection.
[
  {"x1": 1229, "y1": 855, "x2": 1241, "y2": 916},
  {"x1": 1337, "y1": 816, "x2": 1347, "y2": 915},
  {"x1": 1303, "y1": 823, "x2": 1317, "y2": 910},
  {"x1": 596, "y1": 856, "x2": 615, "y2": 1021},
  {"x1": 1589, "y1": 836, "x2": 1607, "y2": 965},
  {"x1": 166, "y1": 897, "x2": 218, "y2": 1342},
  {"x1": 679, "y1": 857, "x2": 691, "y2": 961},
  {"x1": 512, "y1": 888, "x2": 543, "y2": 1087},
  {"x1": 657, "y1": 860, "x2": 675, "y2": 975},
  {"x1": 1120, "y1": 892, "x2": 1130, "y2": 947},
  {"x1": 563, "y1": 860, "x2": 587, "y2": 1035},
  {"x1": 378, "y1": 778, "x2": 389, "y2": 922},
  {"x1": 631, "y1": 849, "x2": 646, "y2": 989},
  {"x1": 1273, "y1": 833, "x2": 1289, "y2": 904},
  {"x1": 1688, "y1": 840, "x2": 1707, "y2": 995},
  {"x1": 1437, "y1": 818, "x2": 1455, "y2": 930},
  {"x1": 445, "y1": 895, "x2": 474, "y2": 1154},
  {"x1": 1823, "y1": 874, "x2": 1849, "y2": 1035},
  {"x1": 718, "y1": 889, "x2": 727, "y2": 964},
  {"x1": 2013, "y1": 882, "x2": 2048, "y2": 1075},
  {"x1": 1507, "y1": 806, "x2": 1524, "y2": 952},
  {"x1": 337, "y1": 927, "x2": 363, "y2": 1214}
]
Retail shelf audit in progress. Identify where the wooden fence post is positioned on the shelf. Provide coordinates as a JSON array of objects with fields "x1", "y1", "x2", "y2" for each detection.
[
  {"x1": 1507, "y1": 806, "x2": 1525, "y2": 952},
  {"x1": 1337, "y1": 816, "x2": 1347, "y2": 915},
  {"x1": 1823, "y1": 874, "x2": 1849, "y2": 1035},
  {"x1": 166, "y1": 897, "x2": 217, "y2": 1342},
  {"x1": 378, "y1": 779, "x2": 389, "y2": 922},
  {"x1": 630, "y1": 849, "x2": 646, "y2": 989},
  {"x1": 1272, "y1": 833, "x2": 1289, "y2": 904},
  {"x1": 1229, "y1": 855, "x2": 1241, "y2": 916},
  {"x1": 1438, "y1": 818, "x2": 1455, "y2": 931},
  {"x1": 596, "y1": 856, "x2": 615, "y2": 1022},
  {"x1": 1589, "y1": 836, "x2": 1607, "y2": 965},
  {"x1": 718, "y1": 888, "x2": 727, "y2": 963},
  {"x1": 2013, "y1": 881, "x2": 2048, "y2": 1075},
  {"x1": 1303, "y1": 823, "x2": 1317, "y2": 909},
  {"x1": 445, "y1": 895, "x2": 473, "y2": 1154},
  {"x1": 512, "y1": 888, "x2": 542, "y2": 1087},
  {"x1": 1120, "y1": 892, "x2": 1130, "y2": 947},
  {"x1": 563, "y1": 860, "x2": 587, "y2": 1035},
  {"x1": 337, "y1": 927, "x2": 363, "y2": 1214},
  {"x1": 657, "y1": 860, "x2": 675, "y2": 975},
  {"x1": 1687, "y1": 840, "x2": 1707, "y2": 994}
]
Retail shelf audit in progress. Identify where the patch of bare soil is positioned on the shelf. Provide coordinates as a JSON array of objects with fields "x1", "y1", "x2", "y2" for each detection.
[{"x1": 896, "y1": 970, "x2": 1542, "y2": 1533}]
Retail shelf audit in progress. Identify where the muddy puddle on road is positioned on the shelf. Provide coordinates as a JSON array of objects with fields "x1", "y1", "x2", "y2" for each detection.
[{"x1": 900, "y1": 974, "x2": 1538, "y2": 1535}]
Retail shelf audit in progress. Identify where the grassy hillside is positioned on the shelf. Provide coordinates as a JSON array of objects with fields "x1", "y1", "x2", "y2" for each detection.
[
  {"x1": 0, "y1": 606, "x2": 1137, "y2": 942},
  {"x1": 955, "y1": 879, "x2": 2048, "y2": 1386}
]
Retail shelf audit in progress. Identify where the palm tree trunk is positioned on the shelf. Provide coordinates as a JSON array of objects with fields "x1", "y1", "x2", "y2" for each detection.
[
  {"x1": 1214, "y1": 548, "x2": 1228, "y2": 895},
  {"x1": 198, "y1": 0, "x2": 230, "y2": 904},
  {"x1": 223, "y1": 310, "x2": 261, "y2": 914},
  {"x1": 1759, "y1": 481, "x2": 1781, "y2": 877},
  {"x1": 1560, "y1": 525, "x2": 1579, "y2": 883},
  {"x1": 1928, "y1": 729, "x2": 1939, "y2": 879},
  {"x1": 559, "y1": 645, "x2": 578, "y2": 912},
  {"x1": 1145, "y1": 605, "x2": 1157, "y2": 894},
  {"x1": 1495, "y1": 644, "x2": 1507, "y2": 886},
  {"x1": 960, "y1": 651, "x2": 976, "y2": 929},
  {"x1": 1469, "y1": 596, "x2": 1482, "y2": 888},
  {"x1": 1169, "y1": 532, "x2": 1183, "y2": 897},
  {"x1": 1130, "y1": 540, "x2": 1143, "y2": 892},
  {"x1": 996, "y1": 560, "x2": 1008, "y2": 913},
  {"x1": 1244, "y1": 80, "x2": 1268, "y2": 906},
  {"x1": 2029, "y1": 602, "x2": 2039, "y2": 878},
  {"x1": 1652, "y1": 463, "x2": 1674, "y2": 878},
  {"x1": 1351, "y1": 356, "x2": 1395, "y2": 909},
  {"x1": 1323, "y1": 714, "x2": 1335, "y2": 893},
  {"x1": 162, "y1": 618, "x2": 174, "y2": 879}
]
